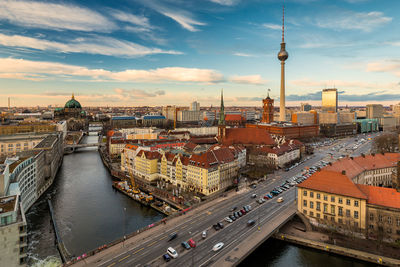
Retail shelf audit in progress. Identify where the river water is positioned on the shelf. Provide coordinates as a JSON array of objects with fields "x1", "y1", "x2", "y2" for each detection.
[{"x1": 26, "y1": 133, "x2": 373, "y2": 267}]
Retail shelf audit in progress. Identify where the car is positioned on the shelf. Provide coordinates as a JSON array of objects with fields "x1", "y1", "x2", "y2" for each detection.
[
  {"x1": 247, "y1": 219, "x2": 256, "y2": 226},
  {"x1": 213, "y1": 224, "x2": 220, "y2": 231},
  {"x1": 213, "y1": 242, "x2": 224, "y2": 251},
  {"x1": 188, "y1": 238, "x2": 196, "y2": 248},
  {"x1": 181, "y1": 241, "x2": 191, "y2": 250},
  {"x1": 163, "y1": 254, "x2": 171, "y2": 262},
  {"x1": 225, "y1": 217, "x2": 233, "y2": 223},
  {"x1": 277, "y1": 197, "x2": 284, "y2": 203},
  {"x1": 258, "y1": 198, "x2": 264, "y2": 204},
  {"x1": 250, "y1": 184, "x2": 257, "y2": 189},
  {"x1": 243, "y1": 206, "x2": 249, "y2": 212},
  {"x1": 230, "y1": 206, "x2": 237, "y2": 212},
  {"x1": 240, "y1": 209, "x2": 246, "y2": 215},
  {"x1": 251, "y1": 194, "x2": 257, "y2": 198},
  {"x1": 168, "y1": 232, "x2": 178, "y2": 241},
  {"x1": 247, "y1": 205, "x2": 252, "y2": 211},
  {"x1": 217, "y1": 222, "x2": 224, "y2": 229},
  {"x1": 266, "y1": 194, "x2": 273, "y2": 199},
  {"x1": 167, "y1": 247, "x2": 178, "y2": 258},
  {"x1": 234, "y1": 212, "x2": 239, "y2": 218},
  {"x1": 229, "y1": 215, "x2": 236, "y2": 221},
  {"x1": 238, "y1": 211, "x2": 243, "y2": 217},
  {"x1": 202, "y1": 230, "x2": 207, "y2": 239}
]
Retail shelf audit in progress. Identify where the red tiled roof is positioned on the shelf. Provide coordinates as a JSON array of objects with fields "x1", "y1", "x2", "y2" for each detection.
[
  {"x1": 137, "y1": 150, "x2": 162, "y2": 160},
  {"x1": 357, "y1": 184, "x2": 400, "y2": 209},
  {"x1": 184, "y1": 142, "x2": 198, "y2": 150},
  {"x1": 222, "y1": 128, "x2": 275, "y2": 146},
  {"x1": 189, "y1": 137, "x2": 218, "y2": 144},
  {"x1": 297, "y1": 170, "x2": 367, "y2": 199},
  {"x1": 225, "y1": 114, "x2": 244, "y2": 121}
]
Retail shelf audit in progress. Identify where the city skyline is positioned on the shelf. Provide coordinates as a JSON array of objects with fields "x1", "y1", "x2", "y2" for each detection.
[{"x1": 0, "y1": 0, "x2": 400, "y2": 107}]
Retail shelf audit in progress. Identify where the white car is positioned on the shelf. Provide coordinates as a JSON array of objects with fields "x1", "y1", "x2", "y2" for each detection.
[
  {"x1": 224, "y1": 217, "x2": 233, "y2": 223},
  {"x1": 167, "y1": 247, "x2": 178, "y2": 258},
  {"x1": 213, "y1": 242, "x2": 224, "y2": 251}
]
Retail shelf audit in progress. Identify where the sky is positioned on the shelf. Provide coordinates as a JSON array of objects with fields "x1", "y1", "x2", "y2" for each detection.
[{"x1": 0, "y1": 0, "x2": 399, "y2": 107}]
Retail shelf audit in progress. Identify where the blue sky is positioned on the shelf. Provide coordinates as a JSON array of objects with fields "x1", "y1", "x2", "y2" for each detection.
[{"x1": 0, "y1": 0, "x2": 399, "y2": 107}]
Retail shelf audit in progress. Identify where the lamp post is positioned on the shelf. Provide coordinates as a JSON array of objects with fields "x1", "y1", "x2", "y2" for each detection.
[{"x1": 123, "y1": 207, "x2": 126, "y2": 247}]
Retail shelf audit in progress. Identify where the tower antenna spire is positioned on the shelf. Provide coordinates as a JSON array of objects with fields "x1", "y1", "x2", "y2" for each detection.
[{"x1": 282, "y1": 4, "x2": 285, "y2": 43}]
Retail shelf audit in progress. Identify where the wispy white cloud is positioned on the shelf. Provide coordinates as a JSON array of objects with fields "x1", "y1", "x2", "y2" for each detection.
[
  {"x1": 229, "y1": 75, "x2": 266, "y2": 85},
  {"x1": 233, "y1": 52, "x2": 255, "y2": 57},
  {"x1": 0, "y1": 57, "x2": 224, "y2": 83},
  {"x1": 0, "y1": 0, "x2": 115, "y2": 32},
  {"x1": 114, "y1": 88, "x2": 165, "y2": 98},
  {"x1": 0, "y1": 33, "x2": 181, "y2": 57},
  {"x1": 315, "y1": 11, "x2": 392, "y2": 32},
  {"x1": 209, "y1": 0, "x2": 240, "y2": 6},
  {"x1": 111, "y1": 10, "x2": 151, "y2": 30},
  {"x1": 262, "y1": 23, "x2": 281, "y2": 30},
  {"x1": 366, "y1": 60, "x2": 400, "y2": 77},
  {"x1": 144, "y1": 0, "x2": 205, "y2": 32}
]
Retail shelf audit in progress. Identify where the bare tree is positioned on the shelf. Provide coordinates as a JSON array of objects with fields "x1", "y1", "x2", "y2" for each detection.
[{"x1": 372, "y1": 133, "x2": 398, "y2": 153}]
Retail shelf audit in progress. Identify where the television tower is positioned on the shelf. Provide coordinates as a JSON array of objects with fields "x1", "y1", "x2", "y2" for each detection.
[{"x1": 278, "y1": 5, "x2": 288, "y2": 122}]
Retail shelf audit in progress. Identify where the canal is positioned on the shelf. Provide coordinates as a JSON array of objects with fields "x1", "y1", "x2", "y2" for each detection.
[{"x1": 26, "y1": 133, "x2": 373, "y2": 267}]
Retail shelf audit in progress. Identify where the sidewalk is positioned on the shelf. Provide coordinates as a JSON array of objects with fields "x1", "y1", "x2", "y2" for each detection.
[{"x1": 67, "y1": 185, "x2": 248, "y2": 266}]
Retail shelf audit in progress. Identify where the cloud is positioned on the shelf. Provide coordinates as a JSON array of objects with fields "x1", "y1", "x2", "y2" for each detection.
[
  {"x1": 233, "y1": 52, "x2": 255, "y2": 57},
  {"x1": 286, "y1": 91, "x2": 400, "y2": 102},
  {"x1": 209, "y1": 0, "x2": 240, "y2": 6},
  {"x1": 114, "y1": 88, "x2": 166, "y2": 99},
  {"x1": 144, "y1": 0, "x2": 205, "y2": 32},
  {"x1": 229, "y1": 75, "x2": 266, "y2": 85},
  {"x1": 0, "y1": 33, "x2": 181, "y2": 57},
  {"x1": 315, "y1": 11, "x2": 391, "y2": 32},
  {"x1": 235, "y1": 96, "x2": 263, "y2": 102},
  {"x1": 289, "y1": 78, "x2": 399, "y2": 91},
  {"x1": 111, "y1": 10, "x2": 151, "y2": 30},
  {"x1": 366, "y1": 60, "x2": 400, "y2": 77},
  {"x1": 262, "y1": 23, "x2": 281, "y2": 30},
  {"x1": 0, "y1": 57, "x2": 224, "y2": 83},
  {"x1": 0, "y1": 0, "x2": 115, "y2": 32}
]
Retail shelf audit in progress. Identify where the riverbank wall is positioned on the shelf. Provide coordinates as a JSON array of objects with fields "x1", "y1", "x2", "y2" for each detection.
[{"x1": 274, "y1": 232, "x2": 400, "y2": 266}]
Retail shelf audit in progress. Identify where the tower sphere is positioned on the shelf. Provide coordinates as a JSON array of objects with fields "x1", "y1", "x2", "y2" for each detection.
[{"x1": 278, "y1": 49, "x2": 288, "y2": 61}]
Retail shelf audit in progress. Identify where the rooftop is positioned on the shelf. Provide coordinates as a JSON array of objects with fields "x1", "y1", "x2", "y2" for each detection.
[
  {"x1": 357, "y1": 185, "x2": 400, "y2": 210},
  {"x1": 0, "y1": 195, "x2": 17, "y2": 214},
  {"x1": 34, "y1": 134, "x2": 58, "y2": 149}
]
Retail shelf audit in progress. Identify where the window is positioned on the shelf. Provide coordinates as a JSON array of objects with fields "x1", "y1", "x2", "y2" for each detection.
[
  {"x1": 346, "y1": 210, "x2": 350, "y2": 217},
  {"x1": 323, "y1": 195, "x2": 328, "y2": 201},
  {"x1": 338, "y1": 207, "x2": 343, "y2": 216},
  {"x1": 316, "y1": 213, "x2": 320, "y2": 218},
  {"x1": 324, "y1": 215, "x2": 328, "y2": 220},
  {"x1": 303, "y1": 210, "x2": 307, "y2": 215},
  {"x1": 369, "y1": 224, "x2": 374, "y2": 229},
  {"x1": 354, "y1": 211, "x2": 359, "y2": 219},
  {"x1": 323, "y1": 203, "x2": 328, "y2": 213},
  {"x1": 379, "y1": 215, "x2": 383, "y2": 222},
  {"x1": 316, "y1": 202, "x2": 321, "y2": 211},
  {"x1": 331, "y1": 205, "x2": 335, "y2": 215},
  {"x1": 331, "y1": 196, "x2": 335, "y2": 202},
  {"x1": 346, "y1": 199, "x2": 351, "y2": 205},
  {"x1": 317, "y1": 193, "x2": 320, "y2": 199},
  {"x1": 338, "y1": 198, "x2": 343, "y2": 204},
  {"x1": 388, "y1": 217, "x2": 392, "y2": 225},
  {"x1": 310, "y1": 211, "x2": 314, "y2": 216},
  {"x1": 303, "y1": 190, "x2": 307, "y2": 196},
  {"x1": 303, "y1": 200, "x2": 307, "y2": 207},
  {"x1": 338, "y1": 218, "x2": 343, "y2": 224},
  {"x1": 354, "y1": 200, "x2": 359, "y2": 207},
  {"x1": 397, "y1": 218, "x2": 400, "y2": 227},
  {"x1": 370, "y1": 213, "x2": 374, "y2": 221},
  {"x1": 310, "y1": 192, "x2": 314, "y2": 198},
  {"x1": 310, "y1": 201, "x2": 314, "y2": 209}
]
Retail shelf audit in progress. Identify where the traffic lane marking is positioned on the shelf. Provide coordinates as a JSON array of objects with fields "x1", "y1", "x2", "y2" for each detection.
[
  {"x1": 147, "y1": 241, "x2": 158, "y2": 247},
  {"x1": 106, "y1": 263, "x2": 116, "y2": 267},
  {"x1": 118, "y1": 254, "x2": 131, "y2": 262},
  {"x1": 132, "y1": 247, "x2": 144, "y2": 255}
]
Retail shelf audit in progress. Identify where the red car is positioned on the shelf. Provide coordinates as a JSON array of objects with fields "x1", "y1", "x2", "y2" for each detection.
[
  {"x1": 263, "y1": 195, "x2": 269, "y2": 200},
  {"x1": 240, "y1": 209, "x2": 246, "y2": 215},
  {"x1": 188, "y1": 238, "x2": 196, "y2": 248}
]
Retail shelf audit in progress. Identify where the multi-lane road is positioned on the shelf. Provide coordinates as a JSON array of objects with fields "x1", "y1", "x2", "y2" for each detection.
[{"x1": 82, "y1": 133, "x2": 376, "y2": 267}]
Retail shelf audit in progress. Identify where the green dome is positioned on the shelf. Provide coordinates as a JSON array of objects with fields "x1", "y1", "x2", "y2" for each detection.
[{"x1": 64, "y1": 94, "x2": 81, "y2": 109}]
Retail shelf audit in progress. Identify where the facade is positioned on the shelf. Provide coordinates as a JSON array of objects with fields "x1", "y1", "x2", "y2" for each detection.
[
  {"x1": 0, "y1": 123, "x2": 57, "y2": 136},
  {"x1": 0, "y1": 134, "x2": 45, "y2": 157},
  {"x1": 141, "y1": 115, "x2": 166, "y2": 127},
  {"x1": 54, "y1": 94, "x2": 85, "y2": 119},
  {"x1": 356, "y1": 119, "x2": 379, "y2": 133},
  {"x1": 177, "y1": 110, "x2": 202, "y2": 122},
  {"x1": 338, "y1": 112, "x2": 356, "y2": 124},
  {"x1": 0, "y1": 195, "x2": 27, "y2": 267},
  {"x1": 320, "y1": 123, "x2": 357, "y2": 137},
  {"x1": 190, "y1": 101, "x2": 200, "y2": 111},
  {"x1": 135, "y1": 150, "x2": 161, "y2": 182},
  {"x1": 292, "y1": 112, "x2": 315, "y2": 125},
  {"x1": 301, "y1": 103, "x2": 312, "y2": 112},
  {"x1": 379, "y1": 116, "x2": 397, "y2": 132},
  {"x1": 322, "y1": 88, "x2": 338, "y2": 113},
  {"x1": 366, "y1": 104, "x2": 384, "y2": 119},
  {"x1": 111, "y1": 116, "x2": 137, "y2": 129},
  {"x1": 319, "y1": 112, "x2": 338, "y2": 124},
  {"x1": 261, "y1": 94, "x2": 274, "y2": 123},
  {"x1": 246, "y1": 123, "x2": 319, "y2": 139},
  {"x1": 162, "y1": 106, "x2": 176, "y2": 121}
]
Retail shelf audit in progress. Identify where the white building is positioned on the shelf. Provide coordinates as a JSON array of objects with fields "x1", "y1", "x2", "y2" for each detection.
[{"x1": 190, "y1": 101, "x2": 200, "y2": 111}]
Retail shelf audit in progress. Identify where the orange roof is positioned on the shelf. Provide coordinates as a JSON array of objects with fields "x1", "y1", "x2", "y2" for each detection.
[
  {"x1": 297, "y1": 170, "x2": 367, "y2": 199},
  {"x1": 222, "y1": 128, "x2": 275, "y2": 146},
  {"x1": 225, "y1": 114, "x2": 244, "y2": 121},
  {"x1": 357, "y1": 185, "x2": 400, "y2": 209}
]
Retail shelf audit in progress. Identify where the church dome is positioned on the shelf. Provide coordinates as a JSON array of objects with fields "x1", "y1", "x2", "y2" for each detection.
[{"x1": 64, "y1": 94, "x2": 81, "y2": 109}]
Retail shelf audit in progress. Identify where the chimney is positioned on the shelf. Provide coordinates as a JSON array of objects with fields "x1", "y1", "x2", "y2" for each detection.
[
  {"x1": 342, "y1": 170, "x2": 346, "y2": 175},
  {"x1": 350, "y1": 157, "x2": 353, "y2": 160},
  {"x1": 328, "y1": 162, "x2": 332, "y2": 166},
  {"x1": 371, "y1": 153, "x2": 375, "y2": 156},
  {"x1": 361, "y1": 153, "x2": 365, "y2": 158}
]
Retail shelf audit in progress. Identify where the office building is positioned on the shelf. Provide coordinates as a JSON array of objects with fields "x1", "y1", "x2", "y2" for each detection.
[
  {"x1": 301, "y1": 103, "x2": 312, "y2": 112},
  {"x1": 366, "y1": 104, "x2": 384, "y2": 119},
  {"x1": 322, "y1": 88, "x2": 338, "y2": 113}
]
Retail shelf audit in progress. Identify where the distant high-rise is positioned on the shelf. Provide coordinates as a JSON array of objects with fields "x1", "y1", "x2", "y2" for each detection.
[
  {"x1": 366, "y1": 104, "x2": 384, "y2": 119},
  {"x1": 190, "y1": 101, "x2": 200, "y2": 111},
  {"x1": 278, "y1": 6, "x2": 288, "y2": 122},
  {"x1": 301, "y1": 103, "x2": 312, "y2": 112},
  {"x1": 322, "y1": 88, "x2": 338, "y2": 113}
]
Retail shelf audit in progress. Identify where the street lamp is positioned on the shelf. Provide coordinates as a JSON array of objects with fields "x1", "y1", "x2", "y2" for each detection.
[{"x1": 123, "y1": 207, "x2": 127, "y2": 247}]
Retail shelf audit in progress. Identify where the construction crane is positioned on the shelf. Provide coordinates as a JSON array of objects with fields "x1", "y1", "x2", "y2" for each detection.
[{"x1": 128, "y1": 168, "x2": 140, "y2": 194}]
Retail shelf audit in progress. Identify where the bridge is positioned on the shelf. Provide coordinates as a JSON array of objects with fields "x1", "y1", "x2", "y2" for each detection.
[
  {"x1": 65, "y1": 152, "x2": 326, "y2": 267},
  {"x1": 64, "y1": 143, "x2": 105, "y2": 153}
]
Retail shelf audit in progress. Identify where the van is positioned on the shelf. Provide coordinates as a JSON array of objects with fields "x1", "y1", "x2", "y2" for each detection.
[{"x1": 202, "y1": 230, "x2": 207, "y2": 239}]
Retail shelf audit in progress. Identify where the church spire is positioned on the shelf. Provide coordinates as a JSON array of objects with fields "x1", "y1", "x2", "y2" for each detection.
[
  {"x1": 218, "y1": 89, "x2": 225, "y2": 125},
  {"x1": 72, "y1": 93, "x2": 75, "y2": 99}
]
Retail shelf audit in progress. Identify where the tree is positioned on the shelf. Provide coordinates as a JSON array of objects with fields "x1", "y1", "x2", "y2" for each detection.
[{"x1": 372, "y1": 133, "x2": 398, "y2": 153}]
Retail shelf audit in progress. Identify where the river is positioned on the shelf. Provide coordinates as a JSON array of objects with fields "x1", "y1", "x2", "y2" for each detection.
[{"x1": 26, "y1": 132, "x2": 373, "y2": 267}]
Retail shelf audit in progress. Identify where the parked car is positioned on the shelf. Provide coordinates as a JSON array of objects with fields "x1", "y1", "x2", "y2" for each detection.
[
  {"x1": 167, "y1": 247, "x2": 178, "y2": 258},
  {"x1": 240, "y1": 209, "x2": 246, "y2": 215},
  {"x1": 181, "y1": 241, "x2": 191, "y2": 250},
  {"x1": 230, "y1": 206, "x2": 237, "y2": 212},
  {"x1": 263, "y1": 195, "x2": 270, "y2": 200},
  {"x1": 277, "y1": 197, "x2": 284, "y2": 203},
  {"x1": 247, "y1": 205, "x2": 252, "y2": 211},
  {"x1": 213, "y1": 242, "x2": 224, "y2": 251},
  {"x1": 247, "y1": 220, "x2": 256, "y2": 226},
  {"x1": 188, "y1": 238, "x2": 196, "y2": 248},
  {"x1": 225, "y1": 217, "x2": 233, "y2": 223},
  {"x1": 217, "y1": 222, "x2": 224, "y2": 229},
  {"x1": 202, "y1": 230, "x2": 207, "y2": 239},
  {"x1": 168, "y1": 232, "x2": 178, "y2": 241},
  {"x1": 213, "y1": 224, "x2": 220, "y2": 231},
  {"x1": 243, "y1": 206, "x2": 249, "y2": 212},
  {"x1": 163, "y1": 254, "x2": 171, "y2": 262},
  {"x1": 229, "y1": 215, "x2": 236, "y2": 221},
  {"x1": 251, "y1": 194, "x2": 257, "y2": 198},
  {"x1": 238, "y1": 211, "x2": 243, "y2": 217}
]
